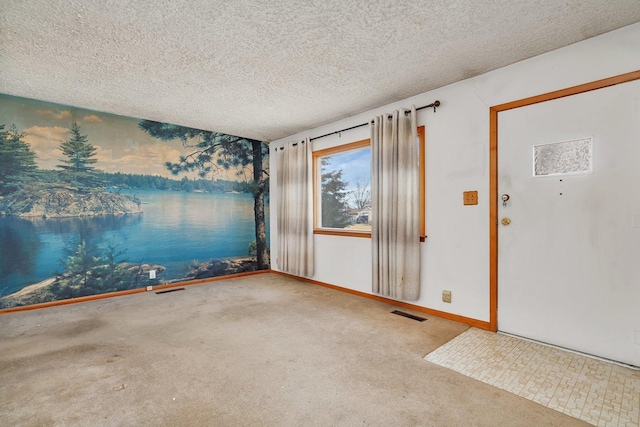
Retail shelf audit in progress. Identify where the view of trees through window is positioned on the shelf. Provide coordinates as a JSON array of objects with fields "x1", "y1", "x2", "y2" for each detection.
[
  {"x1": 317, "y1": 143, "x2": 372, "y2": 231},
  {"x1": 314, "y1": 126, "x2": 425, "y2": 238}
]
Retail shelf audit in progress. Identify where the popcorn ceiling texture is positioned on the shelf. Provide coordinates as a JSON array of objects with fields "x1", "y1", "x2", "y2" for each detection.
[{"x1": 1, "y1": 0, "x2": 640, "y2": 141}]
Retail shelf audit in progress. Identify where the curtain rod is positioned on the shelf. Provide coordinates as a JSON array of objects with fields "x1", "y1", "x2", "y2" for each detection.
[{"x1": 308, "y1": 100, "x2": 440, "y2": 142}]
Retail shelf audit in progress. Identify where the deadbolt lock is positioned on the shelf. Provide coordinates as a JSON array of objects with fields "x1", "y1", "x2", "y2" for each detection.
[{"x1": 501, "y1": 218, "x2": 511, "y2": 226}]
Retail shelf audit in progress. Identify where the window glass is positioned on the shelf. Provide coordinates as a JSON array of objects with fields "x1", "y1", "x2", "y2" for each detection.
[
  {"x1": 533, "y1": 137, "x2": 592, "y2": 177},
  {"x1": 318, "y1": 146, "x2": 372, "y2": 231}
]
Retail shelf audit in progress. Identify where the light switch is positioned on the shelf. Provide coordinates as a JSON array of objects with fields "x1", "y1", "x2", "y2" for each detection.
[{"x1": 463, "y1": 191, "x2": 478, "y2": 205}]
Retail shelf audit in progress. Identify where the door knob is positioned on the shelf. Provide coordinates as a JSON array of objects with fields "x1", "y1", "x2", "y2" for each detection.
[{"x1": 501, "y1": 218, "x2": 511, "y2": 226}]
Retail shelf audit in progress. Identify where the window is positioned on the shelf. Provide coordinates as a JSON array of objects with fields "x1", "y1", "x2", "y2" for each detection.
[
  {"x1": 533, "y1": 137, "x2": 592, "y2": 177},
  {"x1": 313, "y1": 126, "x2": 425, "y2": 240}
]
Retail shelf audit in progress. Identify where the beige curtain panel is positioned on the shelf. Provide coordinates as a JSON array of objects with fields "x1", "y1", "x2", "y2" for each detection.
[
  {"x1": 275, "y1": 138, "x2": 314, "y2": 277},
  {"x1": 370, "y1": 106, "x2": 420, "y2": 300}
]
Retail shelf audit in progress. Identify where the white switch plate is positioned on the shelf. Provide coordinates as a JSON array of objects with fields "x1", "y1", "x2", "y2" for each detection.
[{"x1": 149, "y1": 270, "x2": 156, "y2": 279}]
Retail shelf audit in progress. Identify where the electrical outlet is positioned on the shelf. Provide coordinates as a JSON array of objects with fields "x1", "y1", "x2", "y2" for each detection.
[
  {"x1": 442, "y1": 290, "x2": 452, "y2": 303},
  {"x1": 149, "y1": 270, "x2": 156, "y2": 279},
  {"x1": 146, "y1": 286, "x2": 153, "y2": 292},
  {"x1": 463, "y1": 191, "x2": 478, "y2": 205}
]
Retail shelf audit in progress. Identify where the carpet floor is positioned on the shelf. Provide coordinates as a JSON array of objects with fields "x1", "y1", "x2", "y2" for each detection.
[{"x1": 0, "y1": 273, "x2": 589, "y2": 426}]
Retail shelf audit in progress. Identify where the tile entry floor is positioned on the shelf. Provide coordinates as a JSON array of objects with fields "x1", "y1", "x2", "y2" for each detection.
[{"x1": 425, "y1": 328, "x2": 640, "y2": 427}]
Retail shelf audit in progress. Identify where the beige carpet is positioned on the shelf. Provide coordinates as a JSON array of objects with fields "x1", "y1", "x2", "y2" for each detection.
[
  {"x1": 425, "y1": 328, "x2": 640, "y2": 427},
  {"x1": 1, "y1": 273, "x2": 589, "y2": 426}
]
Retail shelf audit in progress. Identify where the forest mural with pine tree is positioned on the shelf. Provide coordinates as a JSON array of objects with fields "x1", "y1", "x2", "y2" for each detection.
[{"x1": 0, "y1": 94, "x2": 269, "y2": 308}]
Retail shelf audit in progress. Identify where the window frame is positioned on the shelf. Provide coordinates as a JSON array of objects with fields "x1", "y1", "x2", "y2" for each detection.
[{"x1": 312, "y1": 125, "x2": 426, "y2": 241}]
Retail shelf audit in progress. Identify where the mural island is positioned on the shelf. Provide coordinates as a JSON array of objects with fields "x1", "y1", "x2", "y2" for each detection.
[
  {"x1": 0, "y1": 184, "x2": 142, "y2": 217},
  {"x1": 0, "y1": 101, "x2": 270, "y2": 310}
]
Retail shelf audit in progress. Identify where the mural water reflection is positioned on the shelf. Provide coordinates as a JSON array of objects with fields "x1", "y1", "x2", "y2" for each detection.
[
  {"x1": 0, "y1": 190, "x2": 269, "y2": 298},
  {"x1": 1, "y1": 93, "x2": 270, "y2": 308}
]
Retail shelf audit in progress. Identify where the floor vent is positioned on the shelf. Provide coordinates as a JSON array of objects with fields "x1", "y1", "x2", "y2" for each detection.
[
  {"x1": 391, "y1": 310, "x2": 427, "y2": 322},
  {"x1": 155, "y1": 288, "x2": 186, "y2": 295}
]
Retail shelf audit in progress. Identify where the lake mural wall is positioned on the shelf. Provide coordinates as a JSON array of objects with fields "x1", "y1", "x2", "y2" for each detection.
[{"x1": 0, "y1": 94, "x2": 270, "y2": 308}]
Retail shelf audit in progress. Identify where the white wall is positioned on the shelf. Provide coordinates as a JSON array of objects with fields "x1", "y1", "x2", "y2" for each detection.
[{"x1": 269, "y1": 23, "x2": 640, "y2": 323}]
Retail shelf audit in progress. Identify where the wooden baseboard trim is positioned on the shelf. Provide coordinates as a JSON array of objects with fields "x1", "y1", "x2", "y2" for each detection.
[
  {"x1": 151, "y1": 269, "x2": 267, "y2": 291},
  {"x1": 0, "y1": 269, "x2": 270, "y2": 315},
  {"x1": 270, "y1": 270, "x2": 491, "y2": 330},
  {"x1": 2, "y1": 268, "x2": 491, "y2": 331}
]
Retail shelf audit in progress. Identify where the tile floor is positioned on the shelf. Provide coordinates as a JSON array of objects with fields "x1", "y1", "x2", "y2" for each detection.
[{"x1": 425, "y1": 328, "x2": 640, "y2": 427}]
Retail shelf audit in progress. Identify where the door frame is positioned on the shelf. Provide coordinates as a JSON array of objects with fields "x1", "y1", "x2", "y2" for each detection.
[{"x1": 488, "y1": 69, "x2": 640, "y2": 331}]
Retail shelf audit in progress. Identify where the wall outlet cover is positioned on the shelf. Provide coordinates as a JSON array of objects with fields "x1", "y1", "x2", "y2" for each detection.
[
  {"x1": 442, "y1": 290, "x2": 452, "y2": 303},
  {"x1": 146, "y1": 286, "x2": 153, "y2": 292}
]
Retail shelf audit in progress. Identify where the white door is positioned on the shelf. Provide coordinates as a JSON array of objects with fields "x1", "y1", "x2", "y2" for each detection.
[{"x1": 497, "y1": 79, "x2": 640, "y2": 367}]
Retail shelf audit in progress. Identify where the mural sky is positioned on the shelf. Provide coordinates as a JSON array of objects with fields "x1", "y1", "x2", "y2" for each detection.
[{"x1": 0, "y1": 94, "x2": 243, "y2": 181}]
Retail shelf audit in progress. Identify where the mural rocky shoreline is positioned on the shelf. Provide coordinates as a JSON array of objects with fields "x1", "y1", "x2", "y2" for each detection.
[
  {"x1": 1, "y1": 93, "x2": 270, "y2": 309},
  {"x1": 0, "y1": 184, "x2": 141, "y2": 217},
  {"x1": 183, "y1": 257, "x2": 258, "y2": 280},
  {"x1": 0, "y1": 257, "x2": 258, "y2": 308}
]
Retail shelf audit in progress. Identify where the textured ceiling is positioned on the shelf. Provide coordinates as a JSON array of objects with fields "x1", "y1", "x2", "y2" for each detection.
[{"x1": 1, "y1": 1, "x2": 640, "y2": 142}]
